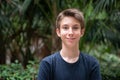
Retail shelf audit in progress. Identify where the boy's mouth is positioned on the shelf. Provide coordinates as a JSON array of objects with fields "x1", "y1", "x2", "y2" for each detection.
[{"x1": 66, "y1": 38, "x2": 75, "y2": 41}]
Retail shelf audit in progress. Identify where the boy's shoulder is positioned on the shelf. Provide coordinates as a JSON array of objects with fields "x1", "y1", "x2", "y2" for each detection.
[
  {"x1": 80, "y1": 52, "x2": 99, "y2": 65},
  {"x1": 41, "y1": 51, "x2": 59, "y2": 63}
]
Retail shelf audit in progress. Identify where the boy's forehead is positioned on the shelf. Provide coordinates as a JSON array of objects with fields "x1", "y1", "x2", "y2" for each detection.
[{"x1": 60, "y1": 17, "x2": 80, "y2": 24}]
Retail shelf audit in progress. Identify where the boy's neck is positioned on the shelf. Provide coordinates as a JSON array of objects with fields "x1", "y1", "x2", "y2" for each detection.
[
  {"x1": 60, "y1": 45, "x2": 80, "y2": 59},
  {"x1": 60, "y1": 48, "x2": 80, "y2": 63}
]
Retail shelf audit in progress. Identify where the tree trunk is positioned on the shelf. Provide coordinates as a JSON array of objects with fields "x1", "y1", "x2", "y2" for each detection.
[
  {"x1": 0, "y1": 46, "x2": 6, "y2": 64},
  {"x1": 51, "y1": 1, "x2": 61, "y2": 53}
]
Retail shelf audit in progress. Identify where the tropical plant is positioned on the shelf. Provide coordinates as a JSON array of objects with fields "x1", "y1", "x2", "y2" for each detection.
[{"x1": 0, "y1": 60, "x2": 39, "y2": 80}]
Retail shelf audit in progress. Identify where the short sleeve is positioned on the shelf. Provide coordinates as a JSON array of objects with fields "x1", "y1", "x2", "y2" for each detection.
[
  {"x1": 89, "y1": 56, "x2": 102, "y2": 80},
  {"x1": 37, "y1": 59, "x2": 51, "y2": 80}
]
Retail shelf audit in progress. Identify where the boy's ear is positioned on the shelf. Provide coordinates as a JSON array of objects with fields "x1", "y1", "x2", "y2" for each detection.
[
  {"x1": 80, "y1": 28, "x2": 85, "y2": 37},
  {"x1": 56, "y1": 28, "x2": 61, "y2": 37}
]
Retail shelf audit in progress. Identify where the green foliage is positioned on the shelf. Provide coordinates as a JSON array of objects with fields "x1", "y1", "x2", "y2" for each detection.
[
  {"x1": 0, "y1": 0, "x2": 120, "y2": 79},
  {"x1": 0, "y1": 60, "x2": 39, "y2": 80},
  {"x1": 83, "y1": 43, "x2": 120, "y2": 80}
]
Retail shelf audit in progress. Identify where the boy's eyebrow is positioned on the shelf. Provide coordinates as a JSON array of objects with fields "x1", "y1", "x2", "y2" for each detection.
[{"x1": 61, "y1": 24, "x2": 68, "y2": 26}]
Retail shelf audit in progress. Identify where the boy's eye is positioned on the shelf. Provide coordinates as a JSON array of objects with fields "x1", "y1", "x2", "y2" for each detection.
[
  {"x1": 73, "y1": 26, "x2": 79, "y2": 30},
  {"x1": 62, "y1": 26, "x2": 68, "y2": 29}
]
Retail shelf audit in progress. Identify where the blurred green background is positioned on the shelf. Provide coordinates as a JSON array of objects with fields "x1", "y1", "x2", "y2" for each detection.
[{"x1": 0, "y1": 0, "x2": 120, "y2": 80}]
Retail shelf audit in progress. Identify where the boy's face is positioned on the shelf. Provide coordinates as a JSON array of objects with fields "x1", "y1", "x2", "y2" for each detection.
[{"x1": 56, "y1": 16, "x2": 84, "y2": 47}]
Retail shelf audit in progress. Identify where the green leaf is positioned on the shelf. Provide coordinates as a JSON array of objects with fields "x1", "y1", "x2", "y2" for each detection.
[
  {"x1": 20, "y1": 0, "x2": 32, "y2": 15},
  {"x1": 96, "y1": 10, "x2": 108, "y2": 20}
]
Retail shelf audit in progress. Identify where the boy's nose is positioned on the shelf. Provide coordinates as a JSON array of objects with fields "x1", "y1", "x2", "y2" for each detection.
[{"x1": 68, "y1": 28, "x2": 73, "y2": 34}]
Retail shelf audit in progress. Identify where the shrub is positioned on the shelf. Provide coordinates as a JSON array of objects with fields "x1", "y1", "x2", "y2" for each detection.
[
  {"x1": 0, "y1": 60, "x2": 39, "y2": 80},
  {"x1": 83, "y1": 44, "x2": 120, "y2": 80}
]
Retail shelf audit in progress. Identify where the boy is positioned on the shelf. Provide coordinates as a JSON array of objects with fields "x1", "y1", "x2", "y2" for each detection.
[{"x1": 37, "y1": 8, "x2": 101, "y2": 80}]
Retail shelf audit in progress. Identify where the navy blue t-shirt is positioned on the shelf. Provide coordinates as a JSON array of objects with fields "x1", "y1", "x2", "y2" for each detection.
[{"x1": 37, "y1": 52, "x2": 101, "y2": 80}]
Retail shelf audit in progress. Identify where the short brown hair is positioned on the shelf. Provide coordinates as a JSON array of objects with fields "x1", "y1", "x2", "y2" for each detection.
[{"x1": 56, "y1": 8, "x2": 85, "y2": 29}]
